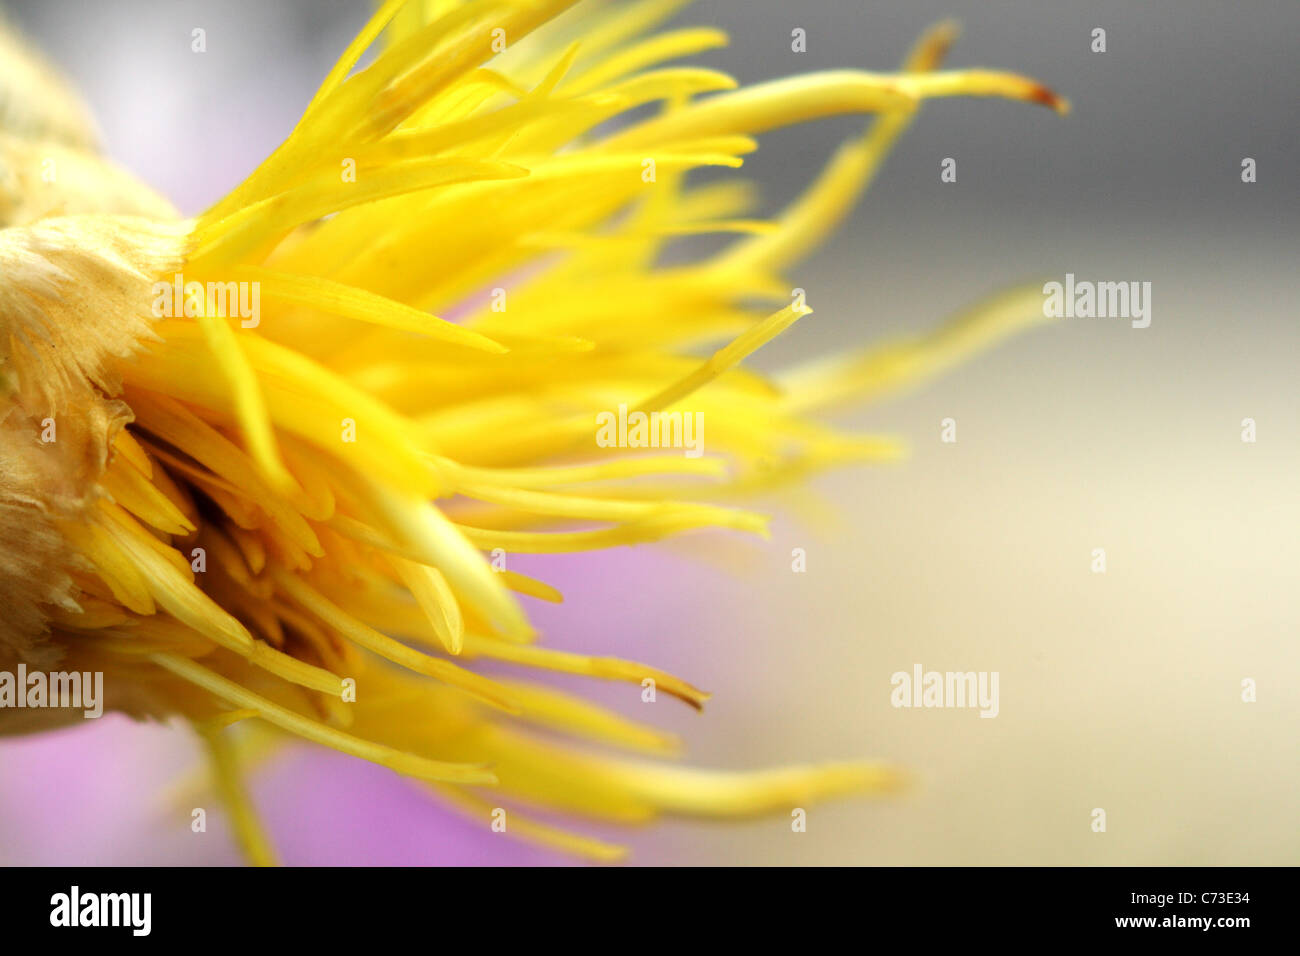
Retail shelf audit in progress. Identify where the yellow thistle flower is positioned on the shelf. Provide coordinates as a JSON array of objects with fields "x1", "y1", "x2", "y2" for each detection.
[{"x1": 0, "y1": 0, "x2": 1065, "y2": 864}]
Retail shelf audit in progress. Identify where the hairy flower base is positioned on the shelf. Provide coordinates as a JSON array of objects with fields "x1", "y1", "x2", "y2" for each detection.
[{"x1": 0, "y1": 1, "x2": 1063, "y2": 862}]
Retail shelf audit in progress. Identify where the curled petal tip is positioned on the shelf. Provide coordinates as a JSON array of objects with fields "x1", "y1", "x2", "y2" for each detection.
[{"x1": 1035, "y1": 84, "x2": 1071, "y2": 115}]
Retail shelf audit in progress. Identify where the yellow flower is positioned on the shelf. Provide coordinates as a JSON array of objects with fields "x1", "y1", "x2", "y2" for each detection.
[{"x1": 0, "y1": 0, "x2": 1064, "y2": 863}]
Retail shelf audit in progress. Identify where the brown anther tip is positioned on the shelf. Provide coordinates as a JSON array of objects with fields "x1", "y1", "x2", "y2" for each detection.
[
  {"x1": 932, "y1": 19, "x2": 962, "y2": 48},
  {"x1": 1033, "y1": 84, "x2": 1071, "y2": 115},
  {"x1": 674, "y1": 688, "x2": 711, "y2": 711}
]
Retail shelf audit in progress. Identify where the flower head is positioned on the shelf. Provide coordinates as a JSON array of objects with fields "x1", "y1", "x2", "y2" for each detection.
[{"x1": 0, "y1": 0, "x2": 1063, "y2": 862}]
